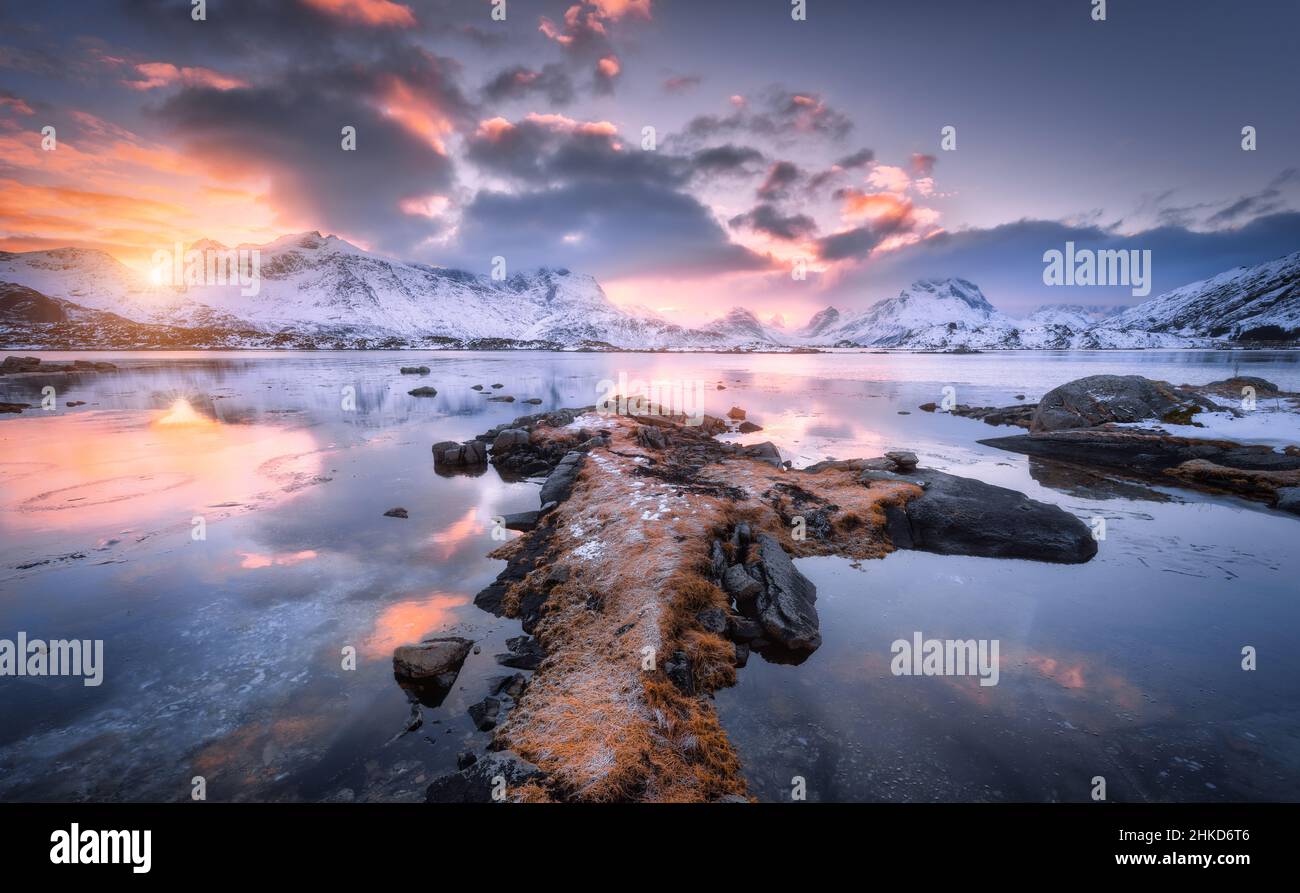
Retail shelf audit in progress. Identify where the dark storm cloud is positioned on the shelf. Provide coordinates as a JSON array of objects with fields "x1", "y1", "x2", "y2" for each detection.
[
  {"x1": 729, "y1": 204, "x2": 818, "y2": 241},
  {"x1": 682, "y1": 87, "x2": 853, "y2": 145},
  {"x1": 807, "y1": 148, "x2": 876, "y2": 192},
  {"x1": 1205, "y1": 169, "x2": 1298, "y2": 227},
  {"x1": 152, "y1": 75, "x2": 461, "y2": 254},
  {"x1": 459, "y1": 115, "x2": 770, "y2": 278},
  {"x1": 837, "y1": 149, "x2": 875, "y2": 169},
  {"x1": 466, "y1": 117, "x2": 686, "y2": 187},
  {"x1": 756, "y1": 161, "x2": 801, "y2": 200},
  {"x1": 689, "y1": 144, "x2": 765, "y2": 176},
  {"x1": 482, "y1": 64, "x2": 575, "y2": 105},
  {"x1": 816, "y1": 215, "x2": 914, "y2": 262},
  {"x1": 456, "y1": 179, "x2": 771, "y2": 279},
  {"x1": 832, "y1": 213, "x2": 1300, "y2": 314}
]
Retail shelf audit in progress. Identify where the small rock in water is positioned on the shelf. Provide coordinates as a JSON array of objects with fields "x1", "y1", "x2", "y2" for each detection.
[
  {"x1": 400, "y1": 366, "x2": 430, "y2": 375},
  {"x1": 468, "y1": 696, "x2": 502, "y2": 731},
  {"x1": 727, "y1": 406, "x2": 747, "y2": 420},
  {"x1": 487, "y1": 395, "x2": 515, "y2": 402},
  {"x1": 384, "y1": 507, "x2": 409, "y2": 519},
  {"x1": 491, "y1": 383, "x2": 504, "y2": 389},
  {"x1": 408, "y1": 386, "x2": 438, "y2": 397},
  {"x1": 737, "y1": 420, "x2": 762, "y2": 433},
  {"x1": 471, "y1": 384, "x2": 484, "y2": 391}
]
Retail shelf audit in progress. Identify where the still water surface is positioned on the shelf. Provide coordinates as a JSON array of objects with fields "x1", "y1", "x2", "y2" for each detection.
[{"x1": 1, "y1": 350, "x2": 1297, "y2": 801}]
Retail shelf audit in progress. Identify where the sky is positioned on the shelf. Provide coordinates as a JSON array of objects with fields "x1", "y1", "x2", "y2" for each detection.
[{"x1": 1, "y1": 0, "x2": 1298, "y2": 325}]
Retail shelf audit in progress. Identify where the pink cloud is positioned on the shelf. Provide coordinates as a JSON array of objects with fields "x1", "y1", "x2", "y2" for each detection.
[
  {"x1": 300, "y1": 0, "x2": 416, "y2": 27},
  {"x1": 127, "y1": 62, "x2": 247, "y2": 92}
]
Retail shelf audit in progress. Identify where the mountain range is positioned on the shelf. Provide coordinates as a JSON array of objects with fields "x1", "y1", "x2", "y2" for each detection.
[{"x1": 1, "y1": 233, "x2": 1296, "y2": 350}]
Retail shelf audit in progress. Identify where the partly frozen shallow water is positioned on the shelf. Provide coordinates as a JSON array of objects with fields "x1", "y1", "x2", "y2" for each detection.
[{"x1": 1, "y1": 349, "x2": 1297, "y2": 801}]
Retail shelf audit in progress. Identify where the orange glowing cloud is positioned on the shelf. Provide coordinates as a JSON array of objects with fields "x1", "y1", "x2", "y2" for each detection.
[
  {"x1": 592, "y1": 0, "x2": 652, "y2": 19},
  {"x1": 301, "y1": 0, "x2": 416, "y2": 27},
  {"x1": 373, "y1": 76, "x2": 454, "y2": 154},
  {"x1": 523, "y1": 113, "x2": 619, "y2": 138},
  {"x1": 597, "y1": 55, "x2": 622, "y2": 78},
  {"x1": 475, "y1": 116, "x2": 515, "y2": 141},
  {"x1": 0, "y1": 110, "x2": 279, "y2": 269},
  {"x1": 399, "y1": 194, "x2": 450, "y2": 218},
  {"x1": 839, "y1": 189, "x2": 913, "y2": 224},
  {"x1": 866, "y1": 163, "x2": 912, "y2": 194},
  {"x1": 127, "y1": 62, "x2": 248, "y2": 91}
]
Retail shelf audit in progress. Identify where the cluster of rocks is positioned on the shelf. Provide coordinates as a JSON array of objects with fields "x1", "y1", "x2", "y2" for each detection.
[
  {"x1": 920, "y1": 401, "x2": 1036, "y2": 428},
  {"x1": 431, "y1": 438, "x2": 487, "y2": 472},
  {"x1": 956, "y1": 375, "x2": 1300, "y2": 515},
  {"x1": 1, "y1": 355, "x2": 118, "y2": 376},
  {"x1": 392, "y1": 630, "x2": 542, "y2": 799},
  {"x1": 1029, "y1": 374, "x2": 1236, "y2": 432},
  {"x1": 709, "y1": 524, "x2": 820, "y2": 661},
  {"x1": 399, "y1": 365, "x2": 430, "y2": 375},
  {"x1": 935, "y1": 375, "x2": 1286, "y2": 435}
]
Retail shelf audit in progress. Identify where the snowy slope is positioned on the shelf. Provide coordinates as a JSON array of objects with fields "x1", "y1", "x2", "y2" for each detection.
[
  {"x1": 1083, "y1": 250, "x2": 1300, "y2": 346},
  {"x1": 0, "y1": 233, "x2": 731, "y2": 349},
  {"x1": 2, "y1": 237, "x2": 1296, "y2": 350},
  {"x1": 817, "y1": 279, "x2": 1025, "y2": 348}
]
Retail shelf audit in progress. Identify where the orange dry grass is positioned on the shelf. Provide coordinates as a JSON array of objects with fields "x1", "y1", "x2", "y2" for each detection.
[{"x1": 491, "y1": 414, "x2": 921, "y2": 801}]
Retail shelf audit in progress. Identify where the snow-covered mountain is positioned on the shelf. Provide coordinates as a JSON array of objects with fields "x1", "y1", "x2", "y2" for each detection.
[
  {"x1": 817, "y1": 279, "x2": 1027, "y2": 349},
  {"x1": 1, "y1": 236, "x2": 1296, "y2": 350},
  {"x1": 697, "y1": 307, "x2": 786, "y2": 347},
  {"x1": 0, "y1": 233, "x2": 733, "y2": 350},
  {"x1": 1079, "y1": 250, "x2": 1300, "y2": 347}
]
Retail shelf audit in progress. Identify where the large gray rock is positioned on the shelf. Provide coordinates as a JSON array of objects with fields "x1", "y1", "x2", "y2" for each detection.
[
  {"x1": 539, "y1": 451, "x2": 583, "y2": 507},
  {"x1": 896, "y1": 470, "x2": 1097, "y2": 563},
  {"x1": 747, "y1": 534, "x2": 821, "y2": 654},
  {"x1": 432, "y1": 439, "x2": 488, "y2": 469},
  {"x1": 1031, "y1": 375, "x2": 1212, "y2": 432},
  {"x1": 492, "y1": 428, "x2": 531, "y2": 452},
  {"x1": 392, "y1": 636, "x2": 474, "y2": 685}
]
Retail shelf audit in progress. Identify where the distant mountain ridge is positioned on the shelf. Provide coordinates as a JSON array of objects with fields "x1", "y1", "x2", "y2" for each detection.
[{"x1": 1, "y1": 234, "x2": 1296, "y2": 350}]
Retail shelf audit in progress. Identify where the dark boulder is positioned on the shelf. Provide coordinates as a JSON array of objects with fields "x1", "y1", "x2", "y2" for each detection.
[
  {"x1": 539, "y1": 451, "x2": 584, "y2": 507},
  {"x1": 1031, "y1": 375, "x2": 1216, "y2": 432},
  {"x1": 746, "y1": 534, "x2": 821, "y2": 654},
  {"x1": 468, "y1": 696, "x2": 502, "y2": 731},
  {"x1": 496, "y1": 635, "x2": 545, "y2": 671},
  {"x1": 502, "y1": 510, "x2": 540, "y2": 531},
  {"x1": 899, "y1": 469, "x2": 1097, "y2": 563}
]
